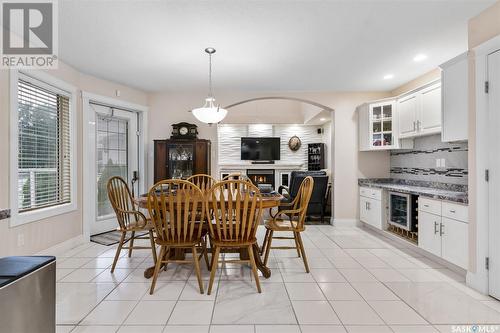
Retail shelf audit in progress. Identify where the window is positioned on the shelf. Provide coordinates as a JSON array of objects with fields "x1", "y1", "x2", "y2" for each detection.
[{"x1": 17, "y1": 75, "x2": 74, "y2": 217}]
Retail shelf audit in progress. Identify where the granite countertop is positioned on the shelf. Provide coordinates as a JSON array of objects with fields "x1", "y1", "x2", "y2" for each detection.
[{"x1": 358, "y1": 179, "x2": 468, "y2": 204}]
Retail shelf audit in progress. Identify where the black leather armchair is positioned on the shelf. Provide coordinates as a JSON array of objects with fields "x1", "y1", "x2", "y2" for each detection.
[{"x1": 278, "y1": 171, "x2": 329, "y2": 223}]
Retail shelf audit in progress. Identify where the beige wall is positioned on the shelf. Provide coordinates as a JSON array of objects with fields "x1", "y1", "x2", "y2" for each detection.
[
  {"x1": 468, "y1": 0, "x2": 500, "y2": 49},
  {"x1": 390, "y1": 68, "x2": 441, "y2": 96},
  {"x1": 148, "y1": 90, "x2": 390, "y2": 222},
  {"x1": 0, "y1": 62, "x2": 148, "y2": 256}
]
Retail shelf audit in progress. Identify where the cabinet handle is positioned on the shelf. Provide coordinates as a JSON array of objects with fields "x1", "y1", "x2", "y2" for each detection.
[
  {"x1": 367, "y1": 202, "x2": 371, "y2": 210},
  {"x1": 449, "y1": 209, "x2": 456, "y2": 213},
  {"x1": 417, "y1": 120, "x2": 421, "y2": 131},
  {"x1": 424, "y1": 204, "x2": 429, "y2": 208},
  {"x1": 434, "y1": 221, "x2": 439, "y2": 234},
  {"x1": 439, "y1": 222, "x2": 444, "y2": 236},
  {"x1": 413, "y1": 121, "x2": 416, "y2": 131}
]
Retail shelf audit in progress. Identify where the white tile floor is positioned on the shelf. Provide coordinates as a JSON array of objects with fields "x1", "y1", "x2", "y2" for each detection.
[{"x1": 52, "y1": 225, "x2": 500, "y2": 332}]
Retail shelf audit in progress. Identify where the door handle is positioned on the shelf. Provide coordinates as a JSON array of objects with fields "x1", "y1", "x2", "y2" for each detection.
[
  {"x1": 439, "y1": 222, "x2": 444, "y2": 236},
  {"x1": 434, "y1": 221, "x2": 439, "y2": 234}
]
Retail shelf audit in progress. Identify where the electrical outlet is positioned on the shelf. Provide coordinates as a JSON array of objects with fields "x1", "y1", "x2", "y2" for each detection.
[
  {"x1": 17, "y1": 234, "x2": 25, "y2": 247},
  {"x1": 115, "y1": 89, "x2": 121, "y2": 97},
  {"x1": 441, "y1": 158, "x2": 446, "y2": 168},
  {"x1": 436, "y1": 159, "x2": 441, "y2": 168}
]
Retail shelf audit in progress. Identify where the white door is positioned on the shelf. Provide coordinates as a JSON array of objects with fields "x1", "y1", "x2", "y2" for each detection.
[
  {"x1": 418, "y1": 211, "x2": 442, "y2": 257},
  {"x1": 398, "y1": 94, "x2": 418, "y2": 138},
  {"x1": 441, "y1": 217, "x2": 468, "y2": 269},
  {"x1": 419, "y1": 83, "x2": 442, "y2": 135},
  {"x1": 91, "y1": 104, "x2": 139, "y2": 235},
  {"x1": 488, "y1": 49, "x2": 500, "y2": 299}
]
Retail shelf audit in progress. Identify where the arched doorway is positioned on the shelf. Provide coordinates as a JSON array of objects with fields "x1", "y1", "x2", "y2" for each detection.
[{"x1": 220, "y1": 96, "x2": 334, "y2": 224}]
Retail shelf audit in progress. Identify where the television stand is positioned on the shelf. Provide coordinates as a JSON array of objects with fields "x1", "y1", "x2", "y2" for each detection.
[{"x1": 251, "y1": 160, "x2": 275, "y2": 164}]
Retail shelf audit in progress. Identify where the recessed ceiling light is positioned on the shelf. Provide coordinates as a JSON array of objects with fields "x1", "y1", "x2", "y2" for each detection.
[
  {"x1": 413, "y1": 53, "x2": 428, "y2": 62},
  {"x1": 383, "y1": 74, "x2": 394, "y2": 80},
  {"x1": 320, "y1": 118, "x2": 326, "y2": 121}
]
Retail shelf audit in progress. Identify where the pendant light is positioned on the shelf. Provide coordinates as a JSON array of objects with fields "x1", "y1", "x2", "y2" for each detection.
[{"x1": 191, "y1": 47, "x2": 227, "y2": 125}]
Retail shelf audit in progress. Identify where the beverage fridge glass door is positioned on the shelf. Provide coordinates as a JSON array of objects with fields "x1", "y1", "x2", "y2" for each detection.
[{"x1": 389, "y1": 192, "x2": 411, "y2": 230}]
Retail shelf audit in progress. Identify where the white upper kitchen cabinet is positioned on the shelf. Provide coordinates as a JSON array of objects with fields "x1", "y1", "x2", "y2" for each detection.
[
  {"x1": 419, "y1": 83, "x2": 442, "y2": 135},
  {"x1": 398, "y1": 94, "x2": 418, "y2": 138},
  {"x1": 398, "y1": 81, "x2": 442, "y2": 139},
  {"x1": 358, "y1": 99, "x2": 412, "y2": 151},
  {"x1": 440, "y1": 52, "x2": 469, "y2": 142}
]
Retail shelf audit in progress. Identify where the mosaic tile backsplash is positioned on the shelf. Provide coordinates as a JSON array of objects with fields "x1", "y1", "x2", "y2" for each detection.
[{"x1": 390, "y1": 134, "x2": 468, "y2": 185}]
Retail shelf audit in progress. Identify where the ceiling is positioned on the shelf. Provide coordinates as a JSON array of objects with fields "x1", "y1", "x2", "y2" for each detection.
[{"x1": 58, "y1": 0, "x2": 494, "y2": 92}]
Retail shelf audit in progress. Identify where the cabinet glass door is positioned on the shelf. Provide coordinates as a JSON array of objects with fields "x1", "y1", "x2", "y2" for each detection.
[
  {"x1": 371, "y1": 103, "x2": 394, "y2": 148},
  {"x1": 168, "y1": 143, "x2": 194, "y2": 179}
]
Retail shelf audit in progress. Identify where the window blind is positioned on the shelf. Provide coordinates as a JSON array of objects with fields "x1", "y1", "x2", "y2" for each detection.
[{"x1": 18, "y1": 78, "x2": 71, "y2": 212}]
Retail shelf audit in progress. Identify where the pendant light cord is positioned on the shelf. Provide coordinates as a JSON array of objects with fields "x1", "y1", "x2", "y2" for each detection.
[{"x1": 208, "y1": 52, "x2": 213, "y2": 99}]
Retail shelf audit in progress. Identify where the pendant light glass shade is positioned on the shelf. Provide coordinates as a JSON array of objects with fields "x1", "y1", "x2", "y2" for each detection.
[
  {"x1": 192, "y1": 48, "x2": 227, "y2": 125},
  {"x1": 192, "y1": 97, "x2": 228, "y2": 124}
]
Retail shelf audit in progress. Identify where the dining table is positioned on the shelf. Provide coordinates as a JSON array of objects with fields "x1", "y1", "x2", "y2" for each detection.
[{"x1": 135, "y1": 190, "x2": 284, "y2": 279}]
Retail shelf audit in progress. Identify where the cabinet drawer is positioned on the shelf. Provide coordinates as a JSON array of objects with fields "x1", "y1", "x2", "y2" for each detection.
[
  {"x1": 419, "y1": 197, "x2": 442, "y2": 215},
  {"x1": 442, "y1": 202, "x2": 468, "y2": 223},
  {"x1": 359, "y1": 187, "x2": 382, "y2": 201}
]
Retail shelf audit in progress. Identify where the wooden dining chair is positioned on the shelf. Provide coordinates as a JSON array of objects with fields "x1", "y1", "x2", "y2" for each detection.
[
  {"x1": 147, "y1": 179, "x2": 209, "y2": 294},
  {"x1": 186, "y1": 174, "x2": 216, "y2": 192},
  {"x1": 206, "y1": 180, "x2": 264, "y2": 294},
  {"x1": 261, "y1": 176, "x2": 314, "y2": 272},
  {"x1": 107, "y1": 176, "x2": 157, "y2": 273}
]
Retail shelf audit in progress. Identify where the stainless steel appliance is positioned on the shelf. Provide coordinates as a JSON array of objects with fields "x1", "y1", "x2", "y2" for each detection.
[
  {"x1": 388, "y1": 192, "x2": 418, "y2": 231},
  {"x1": 0, "y1": 256, "x2": 56, "y2": 333}
]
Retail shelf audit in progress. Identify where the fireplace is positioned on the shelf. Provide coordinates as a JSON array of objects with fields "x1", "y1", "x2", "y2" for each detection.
[{"x1": 247, "y1": 169, "x2": 275, "y2": 188}]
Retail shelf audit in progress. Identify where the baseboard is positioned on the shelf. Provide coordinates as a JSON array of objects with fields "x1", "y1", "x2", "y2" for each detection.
[
  {"x1": 466, "y1": 270, "x2": 489, "y2": 295},
  {"x1": 361, "y1": 223, "x2": 467, "y2": 276},
  {"x1": 36, "y1": 234, "x2": 86, "y2": 256},
  {"x1": 332, "y1": 218, "x2": 358, "y2": 226}
]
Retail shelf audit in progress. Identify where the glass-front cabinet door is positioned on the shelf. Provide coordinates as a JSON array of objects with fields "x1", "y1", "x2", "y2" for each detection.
[
  {"x1": 167, "y1": 143, "x2": 194, "y2": 179},
  {"x1": 370, "y1": 101, "x2": 396, "y2": 149}
]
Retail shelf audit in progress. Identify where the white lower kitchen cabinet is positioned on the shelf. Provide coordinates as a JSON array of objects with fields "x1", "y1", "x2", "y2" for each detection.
[
  {"x1": 418, "y1": 211, "x2": 442, "y2": 257},
  {"x1": 359, "y1": 187, "x2": 384, "y2": 230},
  {"x1": 360, "y1": 196, "x2": 369, "y2": 223},
  {"x1": 418, "y1": 197, "x2": 468, "y2": 269},
  {"x1": 441, "y1": 217, "x2": 468, "y2": 269}
]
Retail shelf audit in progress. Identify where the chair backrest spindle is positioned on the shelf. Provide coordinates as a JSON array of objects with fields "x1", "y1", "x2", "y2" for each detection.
[
  {"x1": 148, "y1": 180, "x2": 205, "y2": 245},
  {"x1": 207, "y1": 180, "x2": 262, "y2": 243}
]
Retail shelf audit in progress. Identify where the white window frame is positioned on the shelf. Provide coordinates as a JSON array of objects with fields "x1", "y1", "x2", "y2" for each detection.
[{"x1": 9, "y1": 69, "x2": 78, "y2": 227}]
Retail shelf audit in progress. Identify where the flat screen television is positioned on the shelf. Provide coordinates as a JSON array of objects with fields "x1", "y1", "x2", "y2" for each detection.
[{"x1": 241, "y1": 137, "x2": 281, "y2": 161}]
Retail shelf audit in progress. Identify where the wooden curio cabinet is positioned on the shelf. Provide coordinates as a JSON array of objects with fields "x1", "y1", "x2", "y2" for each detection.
[{"x1": 153, "y1": 139, "x2": 211, "y2": 183}]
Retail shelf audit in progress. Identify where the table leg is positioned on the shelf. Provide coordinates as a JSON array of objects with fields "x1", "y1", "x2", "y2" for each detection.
[
  {"x1": 239, "y1": 244, "x2": 271, "y2": 278},
  {"x1": 144, "y1": 245, "x2": 271, "y2": 279}
]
